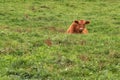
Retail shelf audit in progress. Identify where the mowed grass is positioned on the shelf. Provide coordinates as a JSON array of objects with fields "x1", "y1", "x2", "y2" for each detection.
[{"x1": 0, "y1": 0, "x2": 120, "y2": 80}]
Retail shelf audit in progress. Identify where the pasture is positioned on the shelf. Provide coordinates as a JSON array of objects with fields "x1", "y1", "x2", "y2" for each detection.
[{"x1": 0, "y1": 0, "x2": 120, "y2": 80}]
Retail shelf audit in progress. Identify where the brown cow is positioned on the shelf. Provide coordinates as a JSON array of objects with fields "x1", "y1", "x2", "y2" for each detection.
[{"x1": 66, "y1": 20, "x2": 90, "y2": 34}]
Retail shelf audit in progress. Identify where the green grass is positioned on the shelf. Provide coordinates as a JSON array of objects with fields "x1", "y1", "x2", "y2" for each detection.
[{"x1": 0, "y1": 0, "x2": 120, "y2": 80}]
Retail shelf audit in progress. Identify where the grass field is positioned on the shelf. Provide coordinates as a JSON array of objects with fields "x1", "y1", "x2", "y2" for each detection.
[{"x1": 0, "y1": 0, "x2": 120, "y2": 80}]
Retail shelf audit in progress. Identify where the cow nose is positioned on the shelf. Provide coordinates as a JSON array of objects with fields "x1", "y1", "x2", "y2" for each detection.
[{"x1": 79, "y1": 28, "x2": 83, "y2": 30}]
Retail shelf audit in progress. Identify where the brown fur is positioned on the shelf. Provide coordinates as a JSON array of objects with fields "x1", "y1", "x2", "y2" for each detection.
[{"x1": 66, "y1": 20, "x2": 90, "y2": 34}]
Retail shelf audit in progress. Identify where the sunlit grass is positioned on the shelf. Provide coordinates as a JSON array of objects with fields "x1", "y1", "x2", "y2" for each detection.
[{"x1": 0, "y1": 0, "x2": 120, "y2": 80}]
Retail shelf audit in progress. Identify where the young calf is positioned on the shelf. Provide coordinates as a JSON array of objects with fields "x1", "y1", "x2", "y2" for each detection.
[{"x1": 66, "y1": 20, "x2": 90, "y2": 34}]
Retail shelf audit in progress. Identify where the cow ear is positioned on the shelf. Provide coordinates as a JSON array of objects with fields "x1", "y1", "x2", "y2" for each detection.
[
  {"x1": 74, "y1": 20, "x2": 79, "y2": 24},
  {"x1": 85, "y1": 21, "x2": 90, "y2": 24}
]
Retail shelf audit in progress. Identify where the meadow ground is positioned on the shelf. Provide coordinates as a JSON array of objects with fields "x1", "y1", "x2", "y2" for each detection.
[{"x1": 0, "y1": 0, "x2": 120, "y2": 80}]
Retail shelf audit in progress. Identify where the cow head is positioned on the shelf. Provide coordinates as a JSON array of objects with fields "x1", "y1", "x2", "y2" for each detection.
[{"x1": 74, "y1": 20, "x2": 90, "y2": 33}]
